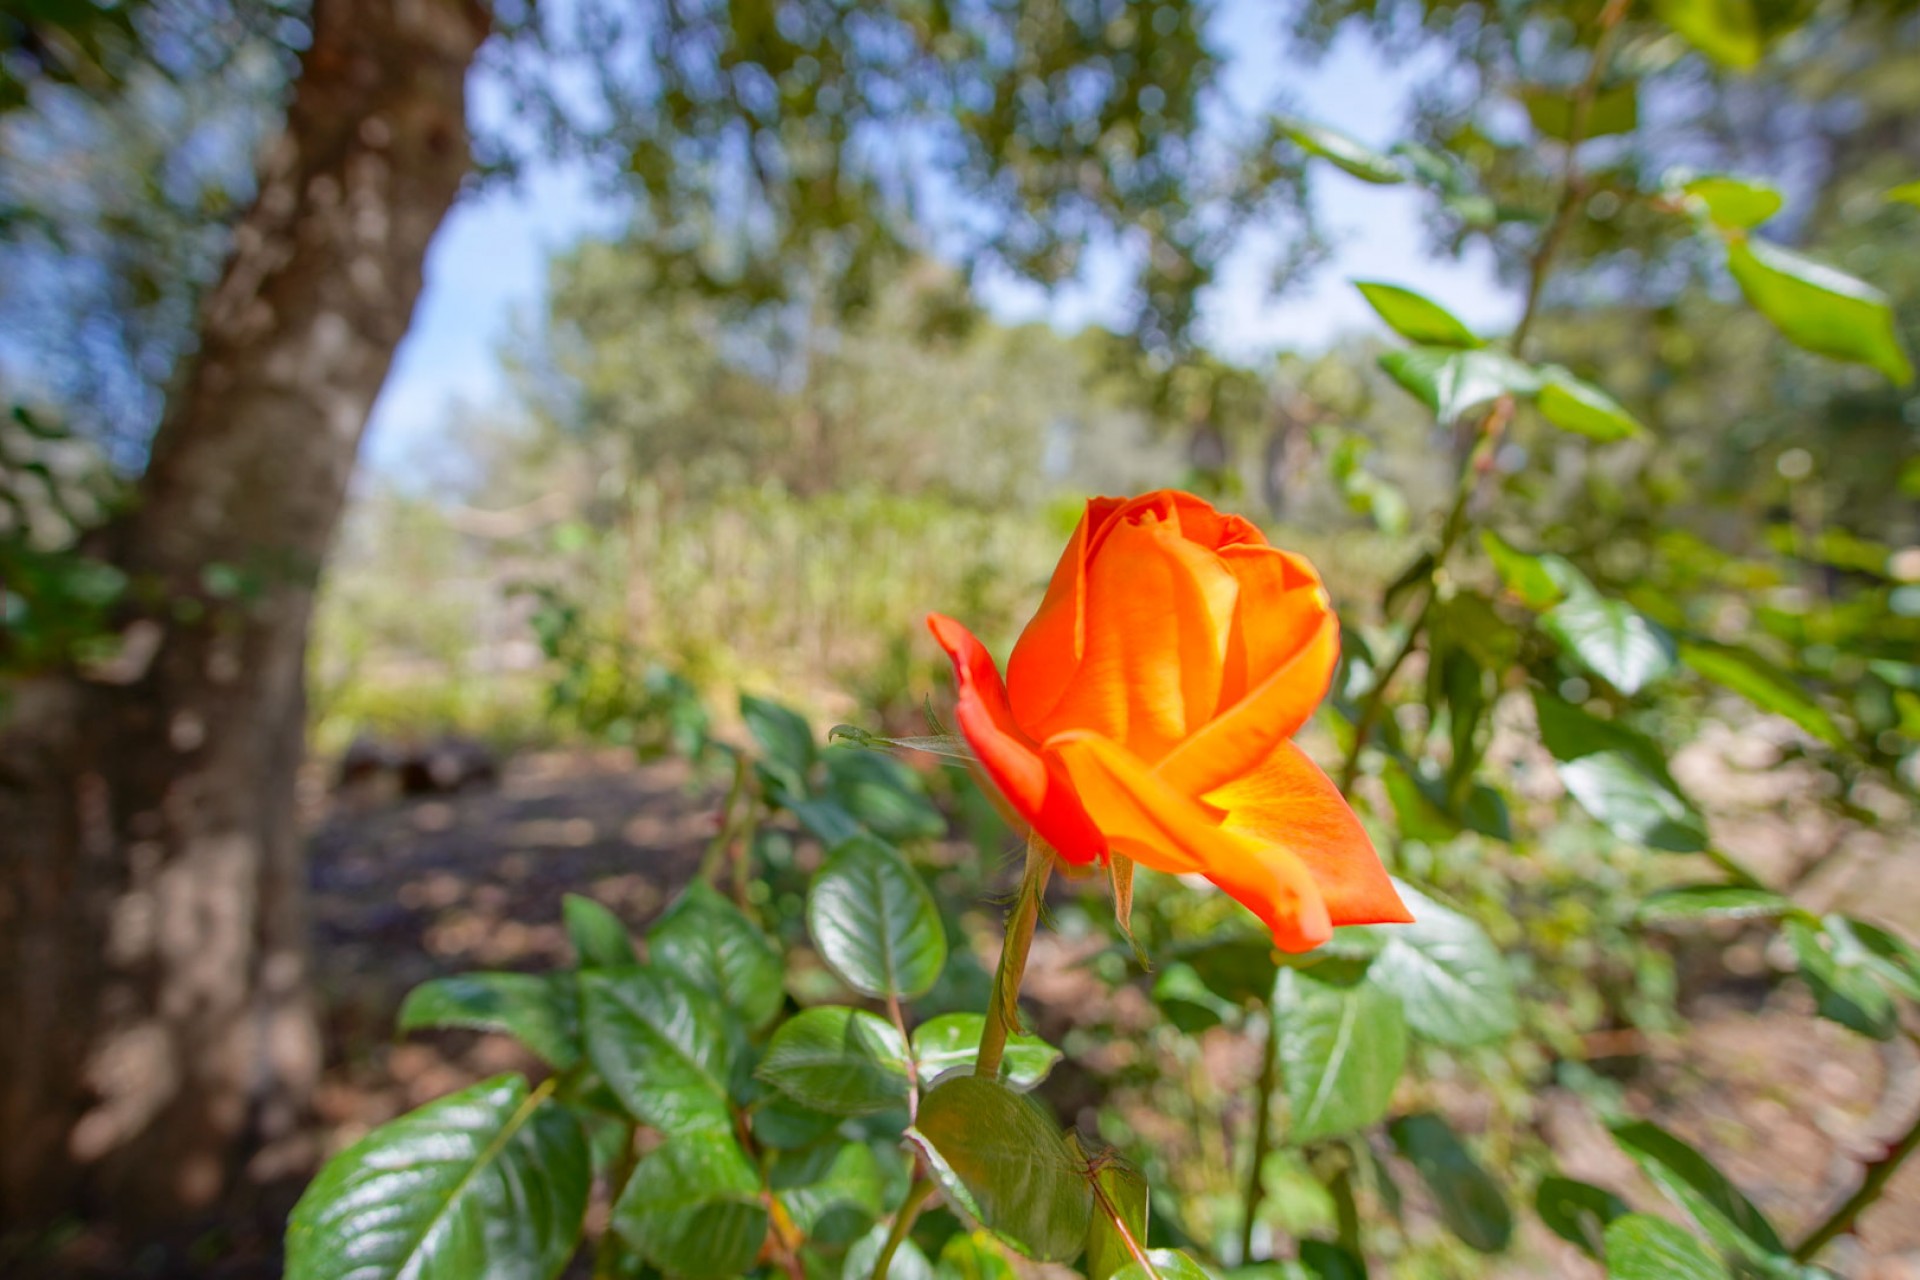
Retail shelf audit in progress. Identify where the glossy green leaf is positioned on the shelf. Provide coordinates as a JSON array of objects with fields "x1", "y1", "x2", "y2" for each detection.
[
  {"x1": 1638, "y1": 885, "x2": 1796, "y2": 924},
  {"x1": 1379, "y1": 346, "x2": 1540, "y2": 423},
  {"x1": 1537, "y1": 372, "x2": 1644, "y2": 441},
  {"x1": 1111, "y1": 1250, "x2": 1212, "y2": 1280},
  {"x1": 1272, "y1": 967, "x2": 1408, "y2": 1144},
  {"x1": 1679, "y1": 641, "x2": 1845, "y2": 747},
  {"x1": 756, "y1": 1005, "x2": 910, "y2": 1116},
  {"x1": 1535, "y1": 1176, "x2": 1628, "y2": 1259},
  {"x1": 1683, "y1": 175, "x2": 1781, "y2": 229},
  {"x1": 1532, "y1": 692, "x2": 1676, "y2": 779},
  {"x1": 1726, "y1": 237, "x2": 1914, "y2": 385},
  {"x1": 1353, "y1": 281, "x2": 1481, "y2": 347},
  {"x1": 612, "y1": 1134, "x2": 769, "y2": 1280},
  {"x1": 1786, "y1": 916, "x2": 1898, "y2": 1040},
  {"x1": 770, "y1": 1140, "x2": 885, "y2": 1244},
  {"x1": 1604, "y1": 1213, "x2": 1730, "y2": 1280},
  {"x1": 1481, "y1": 531, "x2": 1564, "y2": 609},
  {"x1": 1847, "y1": 918, "x2": 1920, "y2": 1001},
  {"x1": 1277, "y1": 117, "x2": 1405, "y2": 184},
  {"x1": 649, "y1": 880, "x2": 785, "y2": 1031},
  {"x1": 907, "y1": 1076, "x2": 1092, "y2": 1261},
  {"x1": 1152, "y1": 962, "x2": 1237, "y2": 1033},
  {"x1": 1180, "y1": 936, "x2": 1283, "y2": 1006},
  {"x1": 826, "y1": 749, "x2": 946, "y2": 841},
  {"x1": 808, "y1": 834, "x2": 948, "y2": 999},
  {"x1": 1542, "y1": 585, "x2": 1677, "y2": 696},
  {"x1": 580, "y1": 967, "x2": 735, "y2": 1136},
  {"x1": 398, "y1": 972, "x2": 581, "y2": 1071},
  {"x1": 1611, "y1": 1121, "x2": 1784, "y2": 1257},
  {"x1": 1388, "y1": 1113, "x2": 1512, "y2": 1253},
  {"x1": 1521, "y1": 82, "x2": 1638, "y2": 141},
  {"x1": 1082, "y1": 1145, "x2": 1149, "y2": 1280},
  {"x1": 1658, "y1": 0, "x2": 1763, "y2": 70},
  {"x1": 1362, "y1": 881, "x2": 1517, "y2": 1048},
  {"x1": 751, "y1": 1093, "x2": 845, "y2": 1150},
  {"x1": 742, "y1": 693, "x2": 816, "y2": 784},
  {"x1": 1556, "y1": 751, "x2": 1709, "y2": 853},
  {"x1": 911, "y1": 1013, "x2": 1061, "y2": 1090},
  {"x1": 564, "y1": 893, "x2": 638, "y2": 969},
  {"x1": 286, "y1": 1074, "x2": 589, "y2": 1280}
]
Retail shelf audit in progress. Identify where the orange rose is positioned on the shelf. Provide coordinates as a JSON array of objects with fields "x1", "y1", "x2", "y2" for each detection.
[{"x1": 928, "y1": 490, "x2": 1411, "y2": 951}]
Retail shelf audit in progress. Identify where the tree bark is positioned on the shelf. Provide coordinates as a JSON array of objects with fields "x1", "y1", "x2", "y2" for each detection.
[{"x1": 0, "y1": 0, "x2": 486, "y2": 1237}]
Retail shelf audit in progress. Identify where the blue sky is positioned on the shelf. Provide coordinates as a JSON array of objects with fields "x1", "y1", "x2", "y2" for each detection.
[{"x1": 363, "y1": 9, "x2": 1515, "y2": 473}]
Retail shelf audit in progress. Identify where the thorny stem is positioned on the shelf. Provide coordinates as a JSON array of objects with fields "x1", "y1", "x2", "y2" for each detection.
[
  {"x1": 1335, "y1": 0, "x2": 1628, "y2": 790},
  {"x1": 1237, "y1": 1006, "x2": 1283, "y2": 1264},
  {"x1": 698, "y1": 750, "x2": 751, "y2": 887},
  {"x1": 975, "y1": 835, "x2": 1053, "y2": 1080},
  {"x1": 1793, "y1": 1064, "x2": 1920, "y2": 1261},
  {"x1": 870, "y1": 1176, "x2": 935, "y2": 1280}
]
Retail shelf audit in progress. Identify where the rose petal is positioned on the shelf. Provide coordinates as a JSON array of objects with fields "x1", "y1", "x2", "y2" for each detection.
[
  {"x1": 1046, "y1": 730, "x2": 1334, "y2": 952},
  {"x1": 927, "y1": 613, "x2": 1105, "y2": 864},
  {"x1": 1206, "y1": 740, "x2": 1411, "y2": 927}
]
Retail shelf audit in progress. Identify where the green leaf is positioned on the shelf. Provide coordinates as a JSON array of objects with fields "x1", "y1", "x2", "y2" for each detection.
[
  {"x1": 1362, "y1": 881, "x2": 1517, "y2": 1048},
  {"x1": 751, "y1": 1093, "x2": 844, "y2": 1150},
  {"x1": 1297, "y1": 1242, "x2": 1368, "y2": 1280},
  {"x1": 907, "y1": 1076, "x2": 1092, "y2": 1261},
  {"x1": 1541, "y1": 583, "x2": 1677, "y2": 695},
  {"x1": 398, "y1": 973, "x2": 581, "y2": 1071},
  {"x1": 1179, "y1": 936, "x2": 1282, "y2": 1007},
  {"x1": 1152, "y1": 962, "x2": 1237, "y2": 1034},
  {"x1": 1556, "y1": 751, "x2": 1709, "y2": 853},
  {"x1": 564, "y1": 893, "x2": 637, "y2": 969},
  {"x1": 936, "y1": 1231, "x2": 1020, "y2": 1280},
  {"x1": 1082, "y1": 1145, "x2": 1150, "y2": 1280},
  {"x1": 826, "y1": 750, "x2": 946, "y2": 841},
  {"x1": 1276, "y1": 117, "x2": 1405, "y2": 184},
  {"x1": 1610, "y1": 1121, "x2": 1784, "y2": 1257},
  {"x1": 755, "y1": 1005, "x2": 910, "y2": 1116},
  {"x1": 1535, "y1": 1175, "x2": 1628, "y2": 1259},
  {"x1": 1111, "y1": 1250, "x2": 1212, "y2": 1280},
  {"x1": 808, "y1": 834, "x2": 948, "y2": 999},
  {"x1": 1604, "y1": 1214, "x2": 1730, "y2": 1280},
  {"x1": 1683, "y1": 176, "x2": 1781, "y2": 229},
  {"x1": 1532, "y1": 691, "x2": 1676, "y2": 779},
  {"x1": 286, "y1": 1074, "x2": 588, "y2": 1280},
  {"x1": 1889, "y1": 180, "x2": 1920, "y2": 208},
  {"x1": 649, "y1": 880, "x2": 786, "y2": 1031},
  {"x1": 1846, "y1": 918, "x2": 1920, "y2": 1001},
  {"x1": 1638, "y1": 885, "x2": 1796, "y2": 924},
  {"x1": 1521, "y1": 82, "x2": 1638, "y2": 141},
  {"x1": 1353, "y1": 281, "x2": 1481, "y2": 348},
  {"x1": 1786, "y1": 916, "x2": 1898, "y2": 1040},
  {"x1": 742, "y1": 693, "x2": 817, "y2": 784},
  {"x1": 1537, "y1": 372, "x2": 1644, "y2": 441},
  {"x1": 1657, "y1": 0, "x2": 1763, "y2": 70},
  {"x1": 1272, "y1": 967, "x2": 1408, "y2": 1144},
  {"x1": 770, "y1": 1140, "x2": 885, "y2": 1244},
  {"x1": 911, "y1": 1013, "x2": 1061, "y2": 1090},
  {"x1": 1379, "y1": 346, "x2": 1540, "y2": 424},
  {"x1": 1481, "y1": 531, "x2": 1564, "y2": 610},
  {"x1": 1388, "y1": 1113, "x2": 1512, "y2": 1253},
  {"x1": 1726, "y1": 237, "x2": 1915, "y2": 385},
  {"x1": 580, "y1": 967, "x2": 735, "y2": 1136},
  {"x1": 1679, "y1": 641, "x2": 1845, "y2": 748},
  {"x1": 612, "y1": 1134, "x2": 769, "y2": 1280}
]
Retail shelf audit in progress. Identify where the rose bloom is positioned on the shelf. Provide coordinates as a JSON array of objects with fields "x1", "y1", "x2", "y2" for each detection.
[{"x1": 929, "y1": 490, "x2": 1410, "y2": 951}]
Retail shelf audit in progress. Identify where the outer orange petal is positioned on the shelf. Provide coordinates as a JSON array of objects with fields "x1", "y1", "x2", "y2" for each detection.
[
  {"x1": 926, "y1": 614, "x2": 1105, "y2": 864},
  {"x1": 1045, "y1": 730, "x2": 1334, "y2": 952},
  {"x1": 1205, "y1": 741, "x2": 1412, "y2": 927},
  {"x1": 1006, "y1": 497, "x2": 1123, "y2": 731},
  {"x1": 1017, "y1": 515, "x2": 1240, "y2": 762},
  {"x1": 1155, "y1": 607, "x2": 1339, "y2": 800}
]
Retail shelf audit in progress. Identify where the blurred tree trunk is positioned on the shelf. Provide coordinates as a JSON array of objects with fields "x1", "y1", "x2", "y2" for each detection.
[{"x1": 0, "y1": 0, "x2": 486, "y2": 1236}]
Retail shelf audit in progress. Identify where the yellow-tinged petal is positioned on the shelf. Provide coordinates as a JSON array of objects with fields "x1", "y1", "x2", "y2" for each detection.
[{"x1": 1046, "y1": 730, "x2": 1334, "y2": 952}]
